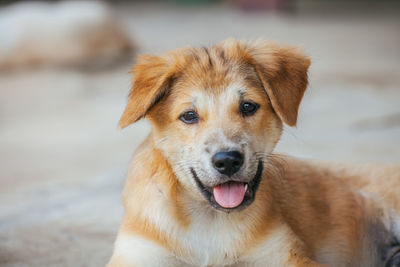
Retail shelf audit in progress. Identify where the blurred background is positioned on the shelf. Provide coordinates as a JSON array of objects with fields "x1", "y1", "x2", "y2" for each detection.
[{"x1": 0, "y1": 0, "x2": 399, "y2": 266}]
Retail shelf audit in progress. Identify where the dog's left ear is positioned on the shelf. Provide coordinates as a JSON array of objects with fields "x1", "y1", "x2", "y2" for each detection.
[
  {"x1": 246, "y1": 42, "x2": 310, "y2": 126},
  {"x1": 119, "y1": 54, "x2": 176, "y2": 129}
]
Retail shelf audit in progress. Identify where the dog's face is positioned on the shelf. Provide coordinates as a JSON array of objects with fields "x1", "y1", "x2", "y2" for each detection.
[
  {"x1": 119, "y1": 39, "x2": 310, "y2": 212},
  {"x1": 146, "y1": 63, "x2": 281, "y2": 212}
]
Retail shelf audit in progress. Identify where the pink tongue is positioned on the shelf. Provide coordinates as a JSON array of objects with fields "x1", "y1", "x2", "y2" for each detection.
[{"x1": 213, "y1": 182, "x2": 246, "y2": 208}]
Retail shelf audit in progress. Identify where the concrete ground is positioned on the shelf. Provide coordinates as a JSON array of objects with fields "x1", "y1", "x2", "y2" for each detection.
[{"x1": 0, "y1": 2, "x2": 399, "y2": 266}]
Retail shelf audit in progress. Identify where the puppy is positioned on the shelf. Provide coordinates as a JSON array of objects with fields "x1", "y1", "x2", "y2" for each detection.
[{"x1": 108, "y1": 39, "x2": 400, "y2": 267}]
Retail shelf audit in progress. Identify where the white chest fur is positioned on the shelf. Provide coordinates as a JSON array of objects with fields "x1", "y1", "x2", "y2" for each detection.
[{"x1": 177, "y1": 211, "x2": 246, "y2": 266}]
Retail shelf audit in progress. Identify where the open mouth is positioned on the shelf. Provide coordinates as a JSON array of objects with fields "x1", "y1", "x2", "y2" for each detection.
[{"x1": 190, "y1": 160, "x2": 263, "y2": 212}]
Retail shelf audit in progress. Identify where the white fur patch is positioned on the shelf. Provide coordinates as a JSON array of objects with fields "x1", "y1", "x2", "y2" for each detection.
[
  {"x1": 112, "y1": 234, "x2": 180, "y2": 266},
  {"x1": 239, "y1": 225, "x2": 297, "y2": 266}
]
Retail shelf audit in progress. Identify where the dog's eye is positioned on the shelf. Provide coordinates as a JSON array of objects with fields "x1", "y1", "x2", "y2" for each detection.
[
  {"x1": 240, "y1": 101, "x2": 259, "y2": 116},
  {"x1": 179, "y1": 110, "x2": 199, "y2": 124}
]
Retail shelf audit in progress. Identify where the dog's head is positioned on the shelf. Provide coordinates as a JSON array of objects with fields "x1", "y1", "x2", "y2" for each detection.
[{"x1": 119, "y1": 39, "x2": 310, "y2": 212}]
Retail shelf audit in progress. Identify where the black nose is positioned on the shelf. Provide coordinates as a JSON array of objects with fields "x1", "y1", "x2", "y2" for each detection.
[{"x1": 212, "y1": 151, "x2": 244, "y2": 177}]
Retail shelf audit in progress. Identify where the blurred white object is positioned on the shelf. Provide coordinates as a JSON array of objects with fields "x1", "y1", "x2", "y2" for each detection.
[{"x1": 0, "y1": 1, "x2": 133, "y2": 69}]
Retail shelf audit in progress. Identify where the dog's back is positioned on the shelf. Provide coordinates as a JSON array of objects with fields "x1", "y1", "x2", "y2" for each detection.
[{"x1": 272, "y1": 156, "x2": 400, "y2": 266}]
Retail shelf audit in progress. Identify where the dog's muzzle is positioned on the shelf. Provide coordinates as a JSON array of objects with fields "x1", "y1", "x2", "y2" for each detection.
[{"x1": 190, "y1": 160, "x2": 263, "y2": 212}]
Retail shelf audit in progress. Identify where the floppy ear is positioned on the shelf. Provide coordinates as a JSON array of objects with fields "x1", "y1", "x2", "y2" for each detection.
[
  {"x1": 246, "y1": 42, "x2": 310, "y2": 126},
  {"x1": 119, "y1": 55, "x2": 175, "y2": 129}
]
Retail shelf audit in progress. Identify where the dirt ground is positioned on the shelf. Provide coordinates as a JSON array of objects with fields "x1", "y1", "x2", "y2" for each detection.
[{"x1": 0, "y1": 2, "x2": 399, "y2": 266}]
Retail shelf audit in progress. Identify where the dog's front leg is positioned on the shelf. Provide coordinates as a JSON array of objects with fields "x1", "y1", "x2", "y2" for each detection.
[
  {"x1": 238, "y1": 245, "x2": 327, "y2": 267},
  {"x1": 107, "y1": 233, "x2": 185, "y2": 267},
  {"x1": 238, "y1": 224, "x2": 327, "y2": 267}
]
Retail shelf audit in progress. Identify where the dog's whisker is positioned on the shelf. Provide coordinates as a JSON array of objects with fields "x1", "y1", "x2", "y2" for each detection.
[
  {"x1": 175, "y1": 160, "x2": 198, "y2": 167},
  {"x1": 154, "y1": 137, "x2": 168, "y2": 146}
]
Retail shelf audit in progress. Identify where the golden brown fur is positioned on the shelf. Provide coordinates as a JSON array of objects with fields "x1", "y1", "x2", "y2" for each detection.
[{"x1": 108, "y1": 39, "x2": 400, "y2": 267}]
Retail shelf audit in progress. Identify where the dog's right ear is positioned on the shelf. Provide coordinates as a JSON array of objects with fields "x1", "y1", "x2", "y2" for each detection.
[{"x1": 119, "y1": 55, "x2": 176, "y2": 129}]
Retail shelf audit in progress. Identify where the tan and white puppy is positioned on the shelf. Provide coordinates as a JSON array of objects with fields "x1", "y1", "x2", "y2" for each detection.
[{"x1": 108, "y1": 39, "x2": 400, "y2": 267}]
